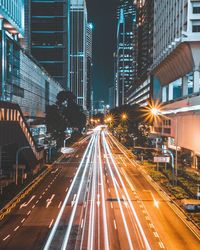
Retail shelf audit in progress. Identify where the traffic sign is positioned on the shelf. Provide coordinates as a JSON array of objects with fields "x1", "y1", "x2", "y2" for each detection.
[{"x1": 154, "y1": 156, "x2": 170, "y2": 163}]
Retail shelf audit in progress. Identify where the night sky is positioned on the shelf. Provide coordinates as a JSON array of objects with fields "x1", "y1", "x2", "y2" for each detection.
[{"x1": 86, "y1": 0, "x2": 120, "y2": 103}]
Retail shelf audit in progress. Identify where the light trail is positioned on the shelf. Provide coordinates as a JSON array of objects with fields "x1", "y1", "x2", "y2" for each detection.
[
  {"x1": 98, "y1": 132, "x2": 109, "y2": 250},
  {"x1": 102, "y1": 131, "x2": 151, "y2": 250},
  {"x1": 61, "y1": 135, "x2": 97, "y2": 250},
  {"x1": 87, "y1": 134, "x2": 98, "y2": 250},
  {"x1": 43, "y1": 134, "x2": 95, "y2": 250},
  {"x1": 102, "y1": 133, "x2": 134, "y2": 250}
]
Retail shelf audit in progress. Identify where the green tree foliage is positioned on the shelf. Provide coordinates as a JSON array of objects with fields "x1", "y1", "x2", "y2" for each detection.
[
  {"x1": 109, "y1": 104, "x2": 150, "y2": 147},
  {"x1": 46, "y1": 91, "x2": 86, "y2": 147}
]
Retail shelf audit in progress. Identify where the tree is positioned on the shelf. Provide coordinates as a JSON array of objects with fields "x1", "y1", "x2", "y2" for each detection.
[
  {"x1": 109, "y1": 104, "x2": 151, "y2": 147},
  {"x1": 46, "y1": 91, "x2": 87, "y2": 148}
]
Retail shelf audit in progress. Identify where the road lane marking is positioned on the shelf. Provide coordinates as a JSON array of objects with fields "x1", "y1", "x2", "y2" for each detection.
[
  {"x1": 49, "y1": 219, "x2": 54, "y2": 228},
  {"x1": 20, "y1": 195, "x2": 36, "y2": 209},
  {"x1": 3, "y1": 235, "x2": 10, "y2": 241},
  {"x1": 159, "y1": 242, "x2": 165, "y2": 249},
  {"x1": 110, "y1": 202, "x2": 113, "y2": 209},
  {"x1": 153, "y1": 232, "x2": 159, "y2": 238},
  {"x1": 108, "y1": 188, "x2": 110, "y2": 193},
  {"x1": 32, "y1": 205, "x2": 35, "y2": 209},
  {"x1": 58, "y1": 201, "x2": 62, "y2": 209},
  {"x1": 46, "y1": 194, "x2": 55, "y2": 208},
  {"x1": 149, "y1": 223, "x2": 154, "y2": 229},
  {"x1": 36, "y1": 200, "x2": 39, "y2": 204},
  {"x1": 21, "y1": 218, "x2": 25, "y2": 223},
  {"x1": 14, "y1": 226, "x2": 19, "y2": 232},
  {"x1": 65, "y1": 187, "x2": 68, "y2": 192},
  {"x1": 27, "y1": 210, "x2": 31, "y2": 215},
  {"x1": 114, "y1": 220, "x2": 117, "y2": 230}
]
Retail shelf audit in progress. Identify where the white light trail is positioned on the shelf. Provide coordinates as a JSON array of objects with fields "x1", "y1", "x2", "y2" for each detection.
[
  {"x1": 103, "y1": 132, "x2": 151, "y2": 250},
  {"x1": 61, "y1": 135, "x2": 96, "y2": 250},
  {"x1": 43, "y1": 135, "x2": 95, "y2": 250},
  {"x1": 98, "y1": 133, "x2": 109, "y2": 250},
  {"x1": 102, "y1": 135, "x2": 134, "y2": 250},
  {"x1": 87, "y1": 135, "x2": 98, "y2": 250}
]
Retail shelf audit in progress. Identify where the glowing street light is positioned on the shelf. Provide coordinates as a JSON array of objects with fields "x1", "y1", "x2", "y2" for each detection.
[
  {"x1": 145, "y1": 100, "x2": 178, "y2": 185},
  {"x1": 121, "y1": 113, "x2": 128, "y2": 121}
]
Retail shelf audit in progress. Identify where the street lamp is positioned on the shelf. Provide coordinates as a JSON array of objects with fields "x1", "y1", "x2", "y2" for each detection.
[
  {"x1": 121, "y1": 113, "x2": 128, "y2": 121},
  {"x1": 149, "y1": 106, "x2": 178, "y2": 185},
  {"x1": 15, "y1": 146, "x2": 31, "y2": 185},
  {"x1": 63, "y1": 136, "x2": 71, "y2": 148}
]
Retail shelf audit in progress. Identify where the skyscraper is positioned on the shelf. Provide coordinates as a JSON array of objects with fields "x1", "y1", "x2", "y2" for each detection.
[
  {"x1": 127, "y1": 0, "x2": 154, "y2": 106},
  {"x1": 151, "y1": 0, "x2": 200, "y2": 169},
  {"x1": 86, "y1": 23, "x2": 93, "y2": 112},
  {"x1": 115, "y1": 0, "x2": 137, "y2": 107},
  {"x1": 70, "y1": 0, "x2": 88, "y2": 110},
  {"x1": 31, "y1": 0, "x2": 70, "y2": 90}
]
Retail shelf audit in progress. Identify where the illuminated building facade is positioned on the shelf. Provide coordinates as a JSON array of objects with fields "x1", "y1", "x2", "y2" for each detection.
[
  {"x1": 151, "y1": 0, "x2": 200, "y2": 168},
  {"x1": 70, "y1": 0, "x2": 87, "y2": 110},
  {"x1": 86, "y1": 23, "x2": 93, "y2": 112},
  {"x1": 127, "y1": 0, "x2": 154, "y2": 106},
  {"x1": 115, "y1": 0, "x2": 137, "y2": 107},
  {"x1": 31, "y1": 0, "x2": 70, "y2": 90},
  {"x1": 0, "y1": 0, "x2": 62, "y2": 118}
]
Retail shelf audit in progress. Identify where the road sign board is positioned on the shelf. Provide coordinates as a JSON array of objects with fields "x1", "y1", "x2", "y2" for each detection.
[{"x1": 154, "y1": 156, "x2": 170, "y2": 163}]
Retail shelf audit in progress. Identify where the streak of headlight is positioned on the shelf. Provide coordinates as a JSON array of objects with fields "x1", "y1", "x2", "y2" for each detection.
[
  {"x1": 102, "y1": 132, "x2": 151, "y2": 250},
  {"x1": 98, "y1": 132, "x2": 110, "y2": 250},
  {"x1": 61, "y1": 134, "x2": 97, "y2": 250},
  {"x1": 43, "y1": 134, "x2": 95, "y2": 250},
  {"x1": 102, "y1": 134, "x2": 134, "y2": 250},
  {"x1": 87, "y1": 134, "x2": 98, "y2": 250}
]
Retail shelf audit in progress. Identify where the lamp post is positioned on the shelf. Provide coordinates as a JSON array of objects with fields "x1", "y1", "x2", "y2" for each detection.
[
  {"x1": 63, "y1": 136, "x2": 71, "y2": 148},
  {"x1": 150, "y1": 107, "x2": 178, "y2": 185},
  {"x1": 15, "y1": 146, "x2": 31, "y2": 185}
]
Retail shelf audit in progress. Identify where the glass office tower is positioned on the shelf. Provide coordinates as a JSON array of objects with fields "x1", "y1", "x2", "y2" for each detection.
[
  {"x1": 31, "y1": 0, "x2": 70, "y2": 90},
  {"x1": 70, "y1": 0, "x2": 87, "y2": 110},
  {"x1": 116, "y1": 0, "x2": 137, "y2": 106}
]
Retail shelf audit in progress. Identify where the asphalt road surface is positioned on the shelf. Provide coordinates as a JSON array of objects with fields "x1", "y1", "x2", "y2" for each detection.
[{"x1": 0, "y1": 127, "x2": 199, "y2": 250}]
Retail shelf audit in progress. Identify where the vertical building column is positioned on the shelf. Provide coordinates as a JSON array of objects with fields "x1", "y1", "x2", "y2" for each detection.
[
  {"x1": 168, "y1": 83, "x2": 173, "y2": 101},
  {"x1": 191, "y1": 152, "x2": 198, "y2": 169},
  {"x1": 193, "y1": 70, "x2": 200, "y2": 93},
  {"x1": 0, "y1": 146, "x2": 2, "y2": 177},
  {"x1": 162, "y1": 86, "x2": 167, "y2": 102},
  {"x1": 0, "y1": 19, "x2": 6, "y2": 101},
  {"x1": 182, "y1": 75, "x2": 188, "y2": 96}
]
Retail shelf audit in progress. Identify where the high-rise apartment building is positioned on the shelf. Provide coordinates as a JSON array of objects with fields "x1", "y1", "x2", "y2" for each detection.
[
  {"x1": 115, "y1": 0, "x2": 137, "y2": 107},
  {"x1": 70, "y1": 0, "x2": 87, "y2": 110},
  {"x1": 151, "y1": 0, "x2": 200, "y2": 168},
  {"x1": 86, "y1": 23, "x2": 93, "y2": 112},
  {"x1": 31, "y1": 0, "x2": 70, "y2": 90},
  {"x1": 127, "y1": 0, "x2": 154, "y2": 106}
]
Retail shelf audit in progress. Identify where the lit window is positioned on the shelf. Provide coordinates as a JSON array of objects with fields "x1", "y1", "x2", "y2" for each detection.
[{"x1": 192, "y1": 25, "x2": 200, "y2": 32}]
